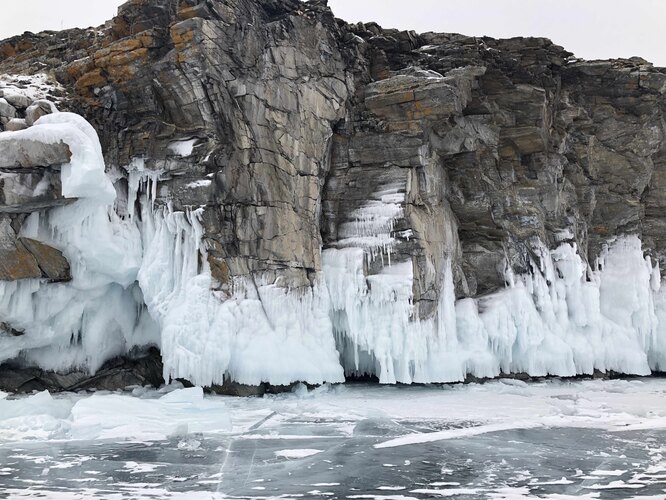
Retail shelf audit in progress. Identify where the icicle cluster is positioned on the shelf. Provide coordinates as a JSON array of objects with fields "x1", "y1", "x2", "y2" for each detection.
[
  {"x1": 0, "y1": 113, "x2": 158, "y2": 373},
  {"x1": 1, "y1": 112, "x2": 666, "y2": 387}
]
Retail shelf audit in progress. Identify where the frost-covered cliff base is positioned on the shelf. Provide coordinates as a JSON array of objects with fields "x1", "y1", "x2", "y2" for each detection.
[{"x1": 1, "y1": 107, "x2": 666, "y2": 394}]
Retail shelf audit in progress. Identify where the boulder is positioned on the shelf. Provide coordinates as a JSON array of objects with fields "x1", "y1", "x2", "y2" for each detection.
[
  {"x1": 3, "y1": 118, "x2": 27, "y2": 131},
  {"x1": 19, "y1": 237, "x2": 71, "y2": 282},
  {"x1": 0, "y1": 136, "x2": 71, "y2": 170},
  {"x1": 0, "y1": 216, "x2": 71, "y2": 281},
  {"x1": 0, "y1": 98, "x2": 16, "y2": 124},
  {"x1": 25, "y1": 99, "x2": 58, "y2": 126},
  {"x1": 1, "y1": 92, "x2": 31, "y2": 110}
]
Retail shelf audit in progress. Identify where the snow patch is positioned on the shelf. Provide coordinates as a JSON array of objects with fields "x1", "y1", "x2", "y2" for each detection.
[
  {"x1": 185, "y1": 179, "x2": 212, "y2": 189},
  {"x1": 0, "y1": 73, "x2": 64, "y2": 103},
  {"x1": 274, "y1": 448, "x2": 323, "y2": 459},
  {"x1": 167, "y1": 138, "x2": 197, "y2": 157}
]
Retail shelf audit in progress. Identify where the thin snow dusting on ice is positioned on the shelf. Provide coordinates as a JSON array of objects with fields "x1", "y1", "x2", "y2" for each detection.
[{"x1": 2, "y1": 379, "x2": 666, "y2": 497}]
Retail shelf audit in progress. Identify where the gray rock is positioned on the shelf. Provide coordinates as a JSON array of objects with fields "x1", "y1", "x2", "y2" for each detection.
[
  {"x1": 0, "y1": 137, "x2": 71, "y2": 170},
  {"x1": 0, "y1": 348, "x2": 164, "y2": 393},
  {"x1": 0, "y1": 98, "x2": 16, "y2": 123},
  {"x1": 19, "y1": 237, "x2": 71, "y2": 282},
  {"x1": 4, "y1": 118, "x2": 27, "y2": 131},
  {"x1": 2, "y1": 92, "x2": 31, "y2": 110},
  {"x1": 0, "y1": 215, "x2": 71, "y2": 281},
  {"x1": 0, "y1": 215, "x2": 42, "y2": 280},
  {"x1": 25, "y1": 100, "x2": 58, "y2": 126}
]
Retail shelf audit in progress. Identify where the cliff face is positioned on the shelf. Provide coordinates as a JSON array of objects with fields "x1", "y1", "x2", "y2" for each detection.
[{"x1": 0, "y1": 0, "x2": 665, "y2": 391}]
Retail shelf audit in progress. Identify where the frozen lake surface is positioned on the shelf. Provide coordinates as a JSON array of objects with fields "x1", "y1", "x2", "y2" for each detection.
[{"x1": 2, "y1": 378, "x2": 666, "y2": 499}]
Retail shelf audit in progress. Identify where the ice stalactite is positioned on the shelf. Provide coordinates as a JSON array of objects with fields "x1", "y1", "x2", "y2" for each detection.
[
  {"x1": 322, "y1": 183, "x2": 465, "y2": 384},
  {"x1": 456, "y1": 236, "x2": 666, "y2": 379},
  {"x1": 322, "y1": 184, "x2": 666, "y2": 383},
  {"x1": 131, "y1": 182, "x2": 344, "y2": 387},
  {"x1": 324, "y1": 248, "x2": 467, "y2": 383},
  {"x1": 334, "y1": 184, "x2": 405, "y2": 266},
  {"x1": 0, "y1": 113, "x2": 159, "y2": 373}
]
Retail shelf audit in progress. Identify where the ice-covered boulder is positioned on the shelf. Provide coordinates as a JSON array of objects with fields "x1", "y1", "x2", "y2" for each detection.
[
  {"x1": 0, "y1": 98, "x2": 16, "y2": 125},
  {"x1": 0, "y1": 91, "x2": 30, "y2": 110},
  {"x1": 0, "y1": 137, "x2": 71, "y2": 170},
  {"x1": 3, "y1": 118, "x2": 27, "y2": 132}
]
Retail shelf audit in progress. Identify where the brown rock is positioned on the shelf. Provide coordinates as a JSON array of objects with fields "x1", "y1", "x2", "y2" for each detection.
[{"x1": 19, "y1": 237, "x2": 71, "y2": 282}]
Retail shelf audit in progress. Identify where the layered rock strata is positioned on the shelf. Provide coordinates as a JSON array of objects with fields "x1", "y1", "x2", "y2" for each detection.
[{"x1": 0, "y1": 0, "x2": 664, "y2": 391}]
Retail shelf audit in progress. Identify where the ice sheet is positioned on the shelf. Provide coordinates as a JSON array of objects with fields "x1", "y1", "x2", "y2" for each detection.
[{"x1": 2, "y1": 379, "x2": 666, "y2": 445}]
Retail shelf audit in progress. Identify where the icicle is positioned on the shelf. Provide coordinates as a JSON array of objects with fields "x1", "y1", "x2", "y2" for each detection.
[{"x1": 0, "y1": 112, "x2": 157, "y2": 374}]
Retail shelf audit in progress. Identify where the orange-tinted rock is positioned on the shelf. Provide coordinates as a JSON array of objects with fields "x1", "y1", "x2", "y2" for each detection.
[
  {"x1": 19, "y1": 237, "x2": 71, "y2": 282},
  {"x1": 0, "y1": 242, "x2": 42, "y2": 280}
]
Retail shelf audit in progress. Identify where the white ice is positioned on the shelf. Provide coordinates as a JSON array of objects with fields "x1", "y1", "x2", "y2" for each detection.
[
  {"x1": 136, "y1": 202, "x2": 344, "y2": 387},
  {"x1": 167, "y1": 138, "x2": 197, "y2": 157},
  {"x1": 0, "y1": 112, "x2": 116, "y2": 203},
  {"x1": 0, "y1": 112, "x2": 158, "y2": 373},
  {"x1": 324, "y1": 222, "x2": 666, "y2": 383},
  {"x1": 2, "y1": 378, "x2": 666, "y2": 444},
  {"x1": 332, "y1": 183, "x2": 404, "y2": 264},
  {"x1": 274, "y1": 448, "x2": 323, "y2": 459}
]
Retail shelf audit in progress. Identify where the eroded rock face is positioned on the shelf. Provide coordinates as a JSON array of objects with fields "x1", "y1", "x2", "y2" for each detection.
[
  {"x1": 0, "y1": 91, "x2": 72, "y2": 285},
  {"x1": 0, "y1": 0, "x2": 664, "y2": 390},
  {"x1": 32, "y1": 0, "x2": 354, "y2": 291}
]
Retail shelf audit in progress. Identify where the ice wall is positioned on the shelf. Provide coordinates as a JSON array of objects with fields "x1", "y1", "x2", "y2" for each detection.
[
  {"x1": 322, "y1": 184, "x2": 666, "y2": 383},
  {"x1": 2, "y1": 111, "x2": 666, "y2": 387},
  {"x1": 0, "y1": 113, "x2": 158, "y2": 373},
  {"x1": 132, "y1": 178, "x2": 343, "y2": 387}
]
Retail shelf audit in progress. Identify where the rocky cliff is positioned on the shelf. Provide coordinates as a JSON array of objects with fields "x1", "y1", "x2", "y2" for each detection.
[{"x1": 0, "y1": 0, "x2": 665, "y2": 392}]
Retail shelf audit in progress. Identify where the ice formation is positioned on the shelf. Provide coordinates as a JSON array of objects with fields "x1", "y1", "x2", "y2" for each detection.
[
  {"x1": 332, "y1": 184, "x2": 405, "y2": 264},
  {"x1": 0, "y1": 113, "x2": 157, "y2": 372},
  {"x1": 2, "y1": 110, "x2": 666, "y2": 387},
  {"x1": 135, "y1": 201, "x2": 344, "y2": 386},
  {"x1": 322, "y1": 182, "x2": 666, "y2": 383}
]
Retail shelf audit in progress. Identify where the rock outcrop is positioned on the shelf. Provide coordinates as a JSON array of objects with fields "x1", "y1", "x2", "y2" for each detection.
[
  {"x1": 0, "y1": 0, "x2": 665, "y2": 392},
  {"x1": 0, "y1": 218, "x2": 70, "y2": 281}
]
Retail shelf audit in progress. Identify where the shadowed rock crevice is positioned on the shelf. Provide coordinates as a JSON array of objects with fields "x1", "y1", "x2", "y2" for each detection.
[{"x1": 0, "y1": 347, "x2": 164, "y2": 393}]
